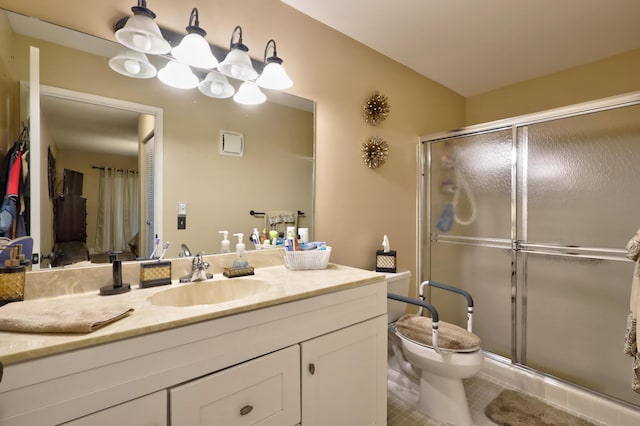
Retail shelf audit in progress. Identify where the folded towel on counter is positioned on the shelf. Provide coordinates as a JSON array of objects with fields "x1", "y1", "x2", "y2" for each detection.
[{"x1": 0, "y1": 299, "x2": 133, "y2": 333}]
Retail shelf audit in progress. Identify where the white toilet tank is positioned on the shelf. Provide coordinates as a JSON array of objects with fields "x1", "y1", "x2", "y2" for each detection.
[{"x1": 385, "y1": 270, "x2": 412, "y2": 322}]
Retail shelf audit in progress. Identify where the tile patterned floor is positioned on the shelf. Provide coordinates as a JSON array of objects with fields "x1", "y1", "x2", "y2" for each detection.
[{"x1": 387, "y1": 376, "x2": 506, "y2": 426}]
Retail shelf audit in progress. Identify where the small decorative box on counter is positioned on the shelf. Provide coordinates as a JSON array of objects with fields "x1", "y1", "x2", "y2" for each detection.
[
  {"x1": 0, "y1": 244, "x2": 27, "y2": 305},
  {"x1": 285, "y1": 247, "x2": 332, "y2": 270},
  {"x1": 0, "y1": 265, "x2": 26, "y2": 305},
  {"x1": 139, "y1": 261, "x2": 172, "y2": 288}
]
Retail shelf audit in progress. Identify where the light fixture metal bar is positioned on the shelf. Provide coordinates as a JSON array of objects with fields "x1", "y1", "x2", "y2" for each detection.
[{"x1": 113, "y1": 16, "x2": 265, "y2": 75}]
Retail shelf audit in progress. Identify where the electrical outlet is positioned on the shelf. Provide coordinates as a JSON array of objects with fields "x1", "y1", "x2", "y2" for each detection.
[
  {"x1": 178, "y1": 202, "x2": 187, "y2": 215},
  {"x1": 177, "y1": 215, "x2": 186, "y2": 230}
]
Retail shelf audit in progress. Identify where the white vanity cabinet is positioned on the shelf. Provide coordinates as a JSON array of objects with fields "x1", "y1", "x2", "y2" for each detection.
[
  {"x1": 301, "y1": 316, "x2": 387, "y2": 425},
  {"x1": 169, "y1": 345, "x2": 300, "y2": 426},
  {"x1": 0, "y1": 275, "x2": 386, "y2": 426}
]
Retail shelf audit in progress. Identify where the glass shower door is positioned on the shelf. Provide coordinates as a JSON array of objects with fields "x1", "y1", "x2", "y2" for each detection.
[
  {"x1": 517, "y1": 104, "x2": 640, "y2": 404},
  {"x1": 427, "y1": 129, "x2": 514, "y2": 358}
]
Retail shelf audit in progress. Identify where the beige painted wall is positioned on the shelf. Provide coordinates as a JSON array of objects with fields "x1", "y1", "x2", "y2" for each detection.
[
  {"x1": 0, "y1": 10, "x2": 14, "y2": 152},
  {"x1": 0, "y1": 0, "x2": 466, "y2": 281},
  {"x1": 466, "y1": 48, "x2": 640, "y2": 125}
]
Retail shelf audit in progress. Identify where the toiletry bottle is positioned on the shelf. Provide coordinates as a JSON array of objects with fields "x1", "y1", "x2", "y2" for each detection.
[
  {"x1": 260, "y1": 228, "x2": 268, "y2": 244},
  {"x1": 269, "y1": 229, "x2": 278, "y2": 245},
  {"x1": 233, "y1": 233, "x2": 246, "y2": 260},
  {"x1": 251, "y1": 228, "x2": 261, "y2": 249},
  {"x1": 218, "y1": 230, "x2": 231, "y2": 253}
]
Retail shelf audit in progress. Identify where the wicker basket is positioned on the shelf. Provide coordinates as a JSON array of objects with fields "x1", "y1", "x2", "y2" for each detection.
[
  {"x1": 0, "y1": 266, "x2": 26, "y2": 305},
  {"x1": 284, "y1": 247, "x2": 332, "y2": 270}
]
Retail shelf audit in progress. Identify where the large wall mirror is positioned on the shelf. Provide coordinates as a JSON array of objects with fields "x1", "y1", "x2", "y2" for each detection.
[{"x1": 1, "y1": 8, "x2": 315, "y2": 268}]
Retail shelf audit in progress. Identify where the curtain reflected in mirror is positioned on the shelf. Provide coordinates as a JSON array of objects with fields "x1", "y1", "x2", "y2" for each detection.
[{"x1": 95, "y1": 167, "x2": 139, "y2": 256}]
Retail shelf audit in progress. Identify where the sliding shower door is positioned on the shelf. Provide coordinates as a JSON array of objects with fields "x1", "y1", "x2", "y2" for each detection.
[
  {"x1": 427, "y1": 129, "x2": 514, "y2": 359},
  {"x1": 422, "y1": 92, "x2": 640, "y2": 407}
]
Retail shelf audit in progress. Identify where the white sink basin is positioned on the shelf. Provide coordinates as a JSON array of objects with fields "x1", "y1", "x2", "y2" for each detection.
[{"x1": 148, "y1": 279, "x2": 271, "y2": 307}]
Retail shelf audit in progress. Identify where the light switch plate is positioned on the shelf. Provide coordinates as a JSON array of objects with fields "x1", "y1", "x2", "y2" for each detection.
[{"x1": 178, "y1": 202, "x2": 187, "y2": 215}]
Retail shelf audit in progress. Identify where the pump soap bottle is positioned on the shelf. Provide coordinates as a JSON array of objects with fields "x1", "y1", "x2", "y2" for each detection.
[
  {"x1": 218, "y1": 230, "x2": 231, "y2": 253},
  {"x1": 223, "y1": 233, "x2": 255, "y2": 278},
  {"x1": 233, "y1": 233, "x2": 246, "y2": 263}
]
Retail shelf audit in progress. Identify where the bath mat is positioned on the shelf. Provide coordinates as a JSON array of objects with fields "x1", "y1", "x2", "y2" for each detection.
[{"x1": 485, "y1": 390, "x2": 596, "y2": 426}]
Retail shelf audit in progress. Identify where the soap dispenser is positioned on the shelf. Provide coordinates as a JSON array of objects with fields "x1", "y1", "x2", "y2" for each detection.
[
  {"x1": 218, "y1": 230, "x2": 231, "y2": 253},
  {"x1": 233, "y1": 233, "x2": 246, "y2": 261},
  {"x1": 223, "y1": 233, "x2": 255, "y2": 278}
]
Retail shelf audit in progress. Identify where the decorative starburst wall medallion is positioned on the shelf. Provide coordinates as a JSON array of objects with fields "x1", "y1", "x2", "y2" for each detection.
[
  {"x1": 363, "y1": 91, "x2": 390, "y2": 126},
  {"x1": 361, "y1": 136, "x2": 389, "y2": 169}
]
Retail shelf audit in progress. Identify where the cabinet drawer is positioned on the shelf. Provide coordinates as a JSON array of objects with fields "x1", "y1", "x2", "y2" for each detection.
[
  {"x1": 61, "y1": 391, "x2": 166, "y2": 426},
  {"x1": 169, "y1": 345, "x2": 300, "y2": 426}
]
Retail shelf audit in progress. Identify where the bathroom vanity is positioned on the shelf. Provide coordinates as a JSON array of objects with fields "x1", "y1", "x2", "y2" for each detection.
[{"x1": 0, "y1": 255, "x2": 387, "y2": 426}]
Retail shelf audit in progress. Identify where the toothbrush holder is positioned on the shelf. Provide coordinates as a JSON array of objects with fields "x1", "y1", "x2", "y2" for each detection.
[{"x1": 140, "y1": 261, "x2": 172, "y2": 288}]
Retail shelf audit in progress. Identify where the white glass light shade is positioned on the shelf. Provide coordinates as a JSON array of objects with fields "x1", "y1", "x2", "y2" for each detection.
[
  {"x1": 198, "y1": 71, "x2": 235, "y2": 99},
  {"x1": 233, "y1": 81, "x2": 266, "y2": 105},
  {"x1": 109, "y1": 49, "x2": 157, "y2": 78},
  {"x1": 171, "y1": 33, "x2": 218, "y2": 69},
  {"x1": 157, "y1": 60, "x2": 198, "y2": 89},
  {"x1": 115, "y1": 13, "x2": 170, "y2": 54},
  {"x1": 218, "y1": 48, "x2": 258, "y2": 81},
  {"x1": 256, "y1": 62, "x2": 293, "y2": 90}
]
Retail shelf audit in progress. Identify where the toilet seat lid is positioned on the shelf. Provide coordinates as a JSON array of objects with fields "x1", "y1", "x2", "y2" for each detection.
[{"x1": 394, "y1": 314, "x2": 481, "y2": 353}]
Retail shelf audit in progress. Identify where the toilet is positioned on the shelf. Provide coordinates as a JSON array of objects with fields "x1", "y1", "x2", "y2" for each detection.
[{"x1": 386, "y1": 270, "x2": 484, "y2": 426}]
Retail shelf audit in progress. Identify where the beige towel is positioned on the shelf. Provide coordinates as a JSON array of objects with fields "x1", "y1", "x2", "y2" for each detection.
[
  {"x1": 265, "y1": 210, "x2": 298, "y2": 233},
  {"x1": 0, "y1": 299, "x2": 133, "y2": 333},
  {"x1": 624, "y1": 229, "x2": 640, "y2": 392}
]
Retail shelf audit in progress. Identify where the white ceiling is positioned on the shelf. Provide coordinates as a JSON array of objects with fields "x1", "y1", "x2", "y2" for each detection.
[
  {"x1": 281, "y1": 0, "x2": 640, "y2": 96},
  {"x1": 40, "y1": 96, "x2": 140, "y2": 157}
]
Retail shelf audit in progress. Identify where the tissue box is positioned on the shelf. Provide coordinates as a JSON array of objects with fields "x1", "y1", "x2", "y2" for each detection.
[
  {"x1": 140, "y1": 261, "x2": 172, "y2": 288},
  {"x1": 0, "y1": 266, "x2": 26, "y2": 305},
  {"x1": 375, "y1": 250, "x2": 397, "y2": 273}
]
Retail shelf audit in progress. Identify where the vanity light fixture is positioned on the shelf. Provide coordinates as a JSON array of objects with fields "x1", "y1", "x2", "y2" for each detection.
[
  {"x1": 217, "y1": 26, "x2": 259, "y2": 81},
  {"x1": 157, "y1": 60, "x2": 199, "y2": 89},
  {"x1": 256, "y1": 39, "x2": 293, "y2": 90},
  {"x1": 109, "y1": 48, "x2": 157, "y2": 78},
  {"x1": 171, "y1": 8, "x2": 219, "y2": 69},
  {"x1": 233, "y1": 81, "x2": 266, "y2": 105},
  {"x1": 198, "y1": 71, "x2": 235, "y2": 99},
  {"x1": 115, "y1": 0, "x2": 170, "y2": 54}
]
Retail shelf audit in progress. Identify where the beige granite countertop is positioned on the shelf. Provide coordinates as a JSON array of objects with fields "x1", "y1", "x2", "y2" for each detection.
[{"x1": 0, "y1": 258, "x2": 384, "y2": 365}]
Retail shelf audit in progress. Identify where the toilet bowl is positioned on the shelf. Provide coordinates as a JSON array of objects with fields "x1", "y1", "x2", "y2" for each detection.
[{"x1": 385, "y1": 271, "x2": 483, "y2": 426}]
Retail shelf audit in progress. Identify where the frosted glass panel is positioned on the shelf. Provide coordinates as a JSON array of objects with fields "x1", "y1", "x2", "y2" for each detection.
[
  {"x1": 525, "y1": 254, "x2": 636, "y2": 403},
  {"x1": 430, "y1": 130, "x2": 512, "y2": 239},
  {"x1": 522, "y1": 105, "x2": 640, "y2": 249},
  {"x1": 430, "y1": 242, "x2": 512, "y2": 358}
]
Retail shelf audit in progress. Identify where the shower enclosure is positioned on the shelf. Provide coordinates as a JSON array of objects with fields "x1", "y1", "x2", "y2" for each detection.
[{"x1": 420, "y1": 91, "x2": 640, "y2": 407}]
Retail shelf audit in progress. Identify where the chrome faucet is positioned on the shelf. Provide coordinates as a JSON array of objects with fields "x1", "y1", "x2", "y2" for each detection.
[
  {"x1": 180, "y1": 252, "x2": 211, "y2": 282},
  {"x1": 179, "y1": 243, "x2": 192, "y2": 257}
]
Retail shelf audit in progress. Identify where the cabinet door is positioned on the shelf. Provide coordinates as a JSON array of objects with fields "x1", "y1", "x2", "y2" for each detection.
[
  {"x1": 301, "y1": 316, "x2": 387, "y2": 425},
  {"x1": 170, "y1": 345, "x2": 300, "y2": 426},
  {"x1": 61, "y1": 391, "x2": 166, "y2": 426}
]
